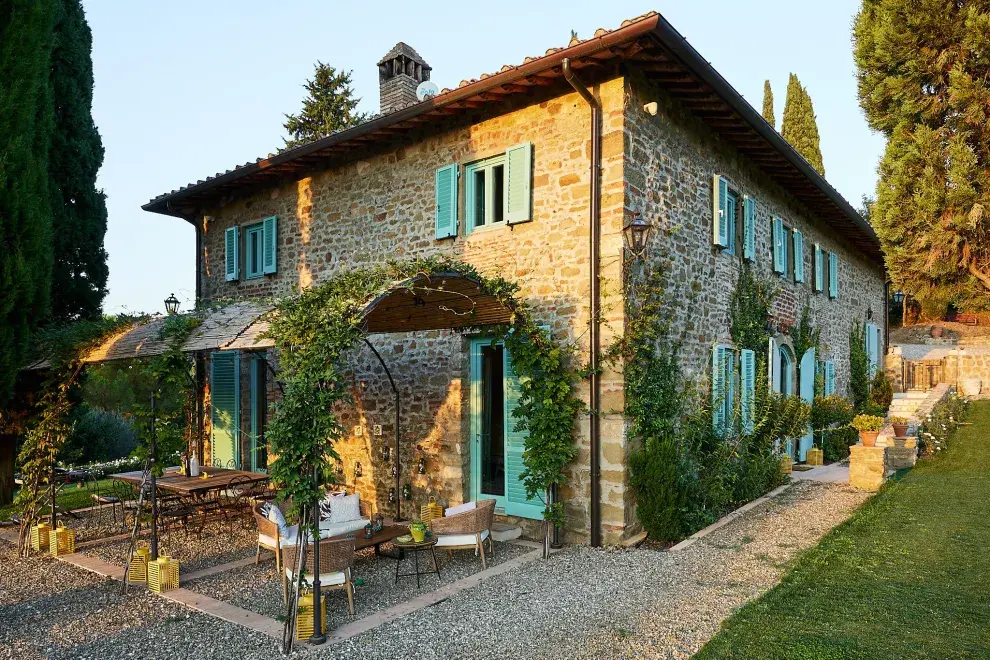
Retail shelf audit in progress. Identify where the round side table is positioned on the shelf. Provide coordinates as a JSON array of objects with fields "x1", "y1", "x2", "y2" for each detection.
[{"x1": 393, "y1": 537, "x2": 440, "y2": 587}]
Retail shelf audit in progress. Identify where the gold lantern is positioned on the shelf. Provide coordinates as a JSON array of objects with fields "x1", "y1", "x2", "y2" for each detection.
[
  {"x1": 420, "y1": 496, "x2": 443, "y2": 523},
  {"x1": 295, "y1": 591, "x2": 327, "y2": 640},
  {"x1": 127, "y1": 546, "x2": 152, "y2": 583},
  {"x1": 30, "y1": 522, "x2": 52, "y2": 552},
  {"x1": 48, "y1": 521, "x2": 76, "y2": 557},
  {"x1": 148, "y1": 554, "x2": 180, "y2": 593}
]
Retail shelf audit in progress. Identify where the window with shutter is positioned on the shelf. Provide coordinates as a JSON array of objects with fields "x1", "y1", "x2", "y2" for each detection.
[
  {"x1": 211, "y1": 351, "x2": 240, "y2": 468},
  {"x1": 828, "y1": 252, "x2": 839, "y2": 298},
  {"x1": 503, "y1": 346, "x2": 543, "y2": 519},
  {"x1": 814, "y1": 244, "x2": 824, "y2": 293},
  {"x1": 793, "y1": 229, "x2": 805, "y2": 283},
  {"x1": 262, "y1": 216, "x2": 277, "y2": 275},
  {"x1": 743, "y1": 196, "x2": 756, "y2": 261},
  {"x1": 740, "y1": 348, "x2": 755, "y2": 433},
  {"x1": 772, "y1": 217, "x2": 785, "y2": 273},
  {"x1": 712, "y1": 344, "x2": 736, "y2": 432},
  {"x1": 824, "y1": 360, "x2": 836, "y2": 395},
  {"x1": 713, "y1": 175, "x2": 729, "y2": 248},
  {"x1": 244, "y1": 224, "x2": 264, "y2": 279},
  {"x1": 435, "y1": 164, "x2": 459, "y2": 239},
  {"x1": 504, "y1": 143, "x2": 532, "y2": 225},
  {"x1": 224, "y1": 226, "x2": 239, "y2": 282}
]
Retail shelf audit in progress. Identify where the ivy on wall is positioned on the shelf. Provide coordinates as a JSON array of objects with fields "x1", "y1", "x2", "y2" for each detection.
[
  {"x1": 729, "y1": 264, "x2": 777, "y2": 355},
  {"x1": 849, "y1": 323, "x2": 871, "y2": 412}
]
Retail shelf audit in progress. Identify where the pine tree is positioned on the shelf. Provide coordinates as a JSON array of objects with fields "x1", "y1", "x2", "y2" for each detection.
[
  {"x1": 781, "y1": 73, "x2": 825, "y2": 176},
  {"x1": 762, "y1": 80, "x2": 774, "y2": 128},
  {"x1": 283, "y1": 63, "x2": 367, "y2": 149},
  {"x1": 48, "y1": 0, "x2": 108, "y2": 322},
  {"x1": 854, "y1": 1, "x2": 990, "y2": 312}
]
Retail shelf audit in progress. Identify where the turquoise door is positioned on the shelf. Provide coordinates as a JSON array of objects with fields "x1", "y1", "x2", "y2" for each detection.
[
  {"x1": 469, "y1": 338, "x2": 543, "y2": 519},
  {"x1": 798, "y1": 348, "x2": 816, "y2": 461}
]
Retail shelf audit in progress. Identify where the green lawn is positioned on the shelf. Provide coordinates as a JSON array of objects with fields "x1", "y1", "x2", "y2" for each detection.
[
  {"x1": 696, "y1": 400, "x2": 990, "y2": 659},
  {"x1": 0, "y1": 478, "x2": 114, "y2": 521}
]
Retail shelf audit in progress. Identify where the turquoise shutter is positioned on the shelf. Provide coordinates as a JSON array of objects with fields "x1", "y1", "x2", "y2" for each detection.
[
  {"x1": 814, "y1": 244, "x2": 824, "y2": 292},
  {"x1": 505, "y1": 143, "x2": 533, "y2": 224},
  {"x1": 713, "y1": 175, "x2": 729, "y2": 247},
  {"x1": 798, "y1": 348, "x2": 816, "y2": 461},
  {"x1": 743, "y1": 196, "x2": 756, "y2": 261},
  {"x1": 772, "y1": 217, "x2": 785, "y2": 273},
  {"x1": 224, "y1": 226, "x2": 239, "y2": 282},
  {"x1": 262, "y1": 216, "x2": 277, "y2": 274},
  {"x1": 828, "y1": 252, "x2": 839, "y2": 298},
  {"x1": 503, "y1": 348, "x2": 543, "y2": 519},
  {"x1": 435, "y1": 164, "x2": 458, "y2": 239},
  {"x1": 740, "y1": 348, "x2": 755, "y2": 433},
  {"x1": 824, "y1": 360, "x2": 836, "y2": 396},
  {"x1": 793, "y1": 229, "x2": 804, "y2": 282},
  {"x1": 210, "y1": 351, "x2": 240, "y2": 468},
  {"x1": 865, "y1": 322, "x2": 879, "y2": 376},
  {"x1": 712, "y1": 345, "x2": 726, "y2": 431}
]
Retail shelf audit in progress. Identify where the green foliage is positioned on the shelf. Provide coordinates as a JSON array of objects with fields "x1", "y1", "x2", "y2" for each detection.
[
  {"x1": 849, "y1": 323, "x2": 871, "y2": 411},
  {"x1": 869, "y1": 369, "x2": 893, "y2": 413},
  {"x1": 854, "y1": 2, "x2": 990, "y2": 310},
  {"x1": 729, "y1": 264, "x2": 777, "y2": 355},
  {"x1": 283, "y1": 62, "x2": 367, "y2": 149},
  {"x1": 851, "y1": 414, "x2": 885, "y2": 432},
  {"x1": 810, "y1": 394, "x2": 857, "y2": 462},
  {"x1": 789, "y1": 303, "x2": 820, "y2": 361},
  {"x1": 59, "y1": 407, "x2": 137, "y2": 465},
  {"x1": 762, "y1": 80, "x2": 775, "y2": 128},
  {"x1": 0, "y1": 0, "x2": 56, "y2": 404},
  {"x1": 48, "y1": 0, "x2": 108, "y2": 322},
  {"x1": 263, "y1": 257, "x2": 580, "y2": 529},
  {"x1": 918, "y1": 391, "x2": 969, "y2": 456},
  {"x1": 781, "y1": 73, "x2": 825, "y2": 176}
]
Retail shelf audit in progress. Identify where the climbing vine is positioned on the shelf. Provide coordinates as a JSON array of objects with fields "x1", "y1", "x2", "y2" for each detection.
[
  {"x1": 849, "y1": 322, "x2": 871, "y2": 412},
  {"x1": 262, "y1": 256, "x2": 582, "y2": 534},
  {"x1": 790, "y1": 302, "x2": 821, "y2": 361},
  {"x1": 729, "y1": 264, "x2": 777, "y2": 354}
]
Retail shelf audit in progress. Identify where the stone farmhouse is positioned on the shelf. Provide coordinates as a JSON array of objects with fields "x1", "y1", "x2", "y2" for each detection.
[{"x1": 143, "y1": 12, "x2": 886, "y2": 545}]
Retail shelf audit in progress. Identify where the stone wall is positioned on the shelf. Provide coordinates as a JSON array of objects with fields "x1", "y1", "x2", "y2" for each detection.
[
  {"x1": 198, "y1": 78, "x2": 629, "y2": 544},
  {"x1": 886, "y1": 345, "x2": 990, "y2": 396}
]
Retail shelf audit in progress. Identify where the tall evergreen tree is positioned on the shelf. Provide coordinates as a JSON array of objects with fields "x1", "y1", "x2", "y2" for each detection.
[
  {"x1": 854, "y1": 1, "x2": 990, "y2": 313},
  {"x1": 762, "y1": 80, "x2": 775, "y2": 128},
  {"x1": 0, "y1": 0, "x2": 56, "y2": 403},
  {"x1": 48, "y1": 0, "x2": 108, "y2": 322},
  {"x1": 781, "y1": 73, "x2": 825, "y2": 176},
  {"x1": 283, "y1": 63, "x2": 367, "y2": 149}
]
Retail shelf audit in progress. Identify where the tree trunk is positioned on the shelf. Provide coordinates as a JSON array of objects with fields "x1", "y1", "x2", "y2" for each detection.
[{"x1": 0, "y1": 436, "x2": 15, "y2": 506}]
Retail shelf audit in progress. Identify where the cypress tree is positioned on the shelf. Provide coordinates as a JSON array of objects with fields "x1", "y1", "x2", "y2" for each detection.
[
  {"x1": 48, "y1": 0, "x2": 108, "y2": 322},
  {"x1": 0, "y1": 0, "x2": 56, "y2": 403},
  {"x1": 283, "y1": 62, "x2": 367, "y2": 149},
  {"x1": 762, "y1": 80, "x2": 774, "y2": 128},
  {"x1": 854, "y1": 1, "x2": 990, "y2": 312},
  {"x1": 781, "y1": 73, "x2": 825, "y2": 176}
]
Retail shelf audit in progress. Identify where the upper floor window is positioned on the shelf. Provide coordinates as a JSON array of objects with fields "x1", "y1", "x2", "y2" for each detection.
[
  {"x1": 713, "y1": 174, "x2": 755, "y2": 260},
  {"x1": 245, "y1": 223, "x2": 264, "y2": 279},
  {"x1": 225, "y1": 215, "x2": 277, "y2": 282},
  {"x1": 466, "y1": 155, "x2": 506, "y2": 231}
]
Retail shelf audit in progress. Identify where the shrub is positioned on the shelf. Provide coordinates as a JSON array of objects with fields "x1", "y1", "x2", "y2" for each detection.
[
  {"x1": 58, "y1": 407, "x2": 138, "y2": 465},
  {"x1": 852, "y1": 414, "x2": 885, "y2": 432},
  {"x1": 919, "y1": 391, "x2": 970, "y2": 456},
  {"x1": 850, "y1": 324, "x2": 871, "y2": 411},
  {"x1": 811, "y1": 394, "x2": 857, "y2": 462},
  {"x1": 870, "y1": 370, "x2": 894, "y2": 413}
]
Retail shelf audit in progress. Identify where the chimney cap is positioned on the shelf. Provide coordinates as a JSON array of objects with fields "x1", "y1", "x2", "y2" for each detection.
[{"x1": 378, "y1": 42, "x2": 430, "y2": 68}]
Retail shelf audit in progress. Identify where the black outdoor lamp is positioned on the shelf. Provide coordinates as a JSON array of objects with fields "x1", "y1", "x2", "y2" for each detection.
[
  {"x1": 164, "y1": 293, "x2": 180, "y2": 315},
  {"x1": 402, "y1": 483, "x2": 412, "y2": 500},
  {"x1": 354, "y1": 461, "x2": 362, "y2": 478},
  {"x1": 893, "y1": 290, "x2": 905, "y2": 304},
  {"x1": 867, "y1": 306, "x2": 874, "y2": 321},
  {"x1": 417, "y1": 456, "x2": 426, "y2": 474},
  {"x1": 381, "y1": 445, "x2": 390, "y2": 462},
  {"x1": 388, "y1": 488, "x2": 396, "y2": 504},
  {"x1": 622, "y1": 213, "x2": 654, "y2": 257}
]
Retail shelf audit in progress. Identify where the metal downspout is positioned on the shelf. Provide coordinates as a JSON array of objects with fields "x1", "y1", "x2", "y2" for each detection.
[{"x1": 563, "y1": 59, "x2": 602, "y2": 548}]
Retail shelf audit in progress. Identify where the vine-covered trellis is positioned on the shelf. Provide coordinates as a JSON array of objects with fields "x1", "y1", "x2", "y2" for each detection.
[{"x1": 262, "y1": 256, "x2": 583, "y2": 555}]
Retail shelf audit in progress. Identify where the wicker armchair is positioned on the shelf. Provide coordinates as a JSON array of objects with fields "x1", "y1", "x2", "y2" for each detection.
[
  {"x1": 281, "y1": 536, "x2": 356, "y2": 613},
  {"x1": 253, "y1": 502, "x2": 299, "y2": 572},
  {"x1": 429, "y1": 498, "x2": 496, "y2": 569}
]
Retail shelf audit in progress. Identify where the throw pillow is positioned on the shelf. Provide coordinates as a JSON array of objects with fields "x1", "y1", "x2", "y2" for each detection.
[
  {"x1": 266, "y1": 503, "x2": 288, "y2": 534},
  {"x1": 326, "y1": 493, "x2": 361, "y2": 524},
  {"x1": 445, "y1": 501, "x2": 476, "y2": 517}
]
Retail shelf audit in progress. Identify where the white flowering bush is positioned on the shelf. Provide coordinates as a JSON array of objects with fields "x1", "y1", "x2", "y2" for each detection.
[{"x1": 918, "y1": 391, "x2": 970, "y2": 457}]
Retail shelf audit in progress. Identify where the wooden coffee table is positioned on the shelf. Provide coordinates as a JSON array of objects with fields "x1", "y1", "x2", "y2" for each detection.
[{"x1": 335, "y1": 525, "x2": 408, "y2": 556}]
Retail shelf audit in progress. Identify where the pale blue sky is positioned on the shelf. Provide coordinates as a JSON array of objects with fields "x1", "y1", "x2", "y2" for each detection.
[{"x1": 87, "y1": 1, "x2": 883, "y2": 315}]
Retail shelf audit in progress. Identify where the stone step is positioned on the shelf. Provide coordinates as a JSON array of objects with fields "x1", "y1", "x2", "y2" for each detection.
[{"x1": 491, "y1": 522, "x2": 522, "y2": 542}]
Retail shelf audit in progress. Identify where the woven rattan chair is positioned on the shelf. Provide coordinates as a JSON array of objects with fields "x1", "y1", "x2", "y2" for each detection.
[
  {"x1": 253, "y1": 501, "x2": 299, "y2": 572},
  {"x1": 281, "y1": 536, "x2": 356, "y2": 612},
  {"x1": 430, "y1": 498, "x2": 496, "y2": 570}
]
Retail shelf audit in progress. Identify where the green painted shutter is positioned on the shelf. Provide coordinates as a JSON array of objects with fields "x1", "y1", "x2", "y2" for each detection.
[
  {"x1": 712, "y1": 345, "x2": 726, "y2": 431},
  {"x1": 713, "y1": 175, "x2": 729, "y2": 247},
  {"x1": 772, "y1": 217, "x2": 785, "y2": 273},
  {"x1": 743, "y1": 196, "x2": 756, "y2": 261},
  {"x1": 505, "y1": 143, "x2": 532, "y2": 224},
  {"x1": 814, "y1": 244, "x2": 824, "y2": 292},
  {"x1": 793, "y1": 229, "x2": 804, "y2": 282},
  {"x1": 262, "y1": 216, "x2": 277, "y2": 275},
  {"x1": 503, "y1": 348, "x2": 543, "y2": 519},
  {"x1": 825, "y1": 360, "x2": 836, "y2": 396},
  {"x1": 211, "y1": 351, "x2": 240, "y2": 468},
  {"x1": 740, "y1": 348, "x2": 755, "y2": 433},
  {"x1": 828, "y1": 252, "x2": 839, "y2": 298},
  {"x1": 435, "y1": 164, "x2": 458, "y2": 239},
  {"x1": 225, "y1": 226, "x2": 239, "y2": 282}
]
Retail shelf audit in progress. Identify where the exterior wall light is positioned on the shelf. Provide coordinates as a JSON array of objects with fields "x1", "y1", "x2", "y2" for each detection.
[
  {"x1": 402, "y1": 483, "x2": 412, "y2": 500},
  {"x1": 164, "y1": 293, "x2": 180, "y2": 315},
  {"x1": 354, "y1": 461, "x2": 362, "y2": 478},
  {"x1": 892, "y1": 290, "x2": 905, "y2": 304},
  {"x1": 622, "y1": 213, "x2": 653, "y2": 257},
  {"x1": 417, "y1": 456, "x2": 426, "y2": 474}
]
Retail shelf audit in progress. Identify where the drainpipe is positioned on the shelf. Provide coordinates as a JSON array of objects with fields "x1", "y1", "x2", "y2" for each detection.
[{"x1": 563, "y1": 59, "x2": 602, "y2": 548}]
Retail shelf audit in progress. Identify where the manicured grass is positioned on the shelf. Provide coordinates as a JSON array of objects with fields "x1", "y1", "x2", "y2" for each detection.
[
  {"x1": 696, "y1": 400, "x2": 990, "y2": 659},
  {"x1": 0, "y1": 478, "x2": 114, "y2": 521}
]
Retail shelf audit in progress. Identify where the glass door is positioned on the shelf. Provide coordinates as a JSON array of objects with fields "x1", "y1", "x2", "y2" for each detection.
[{"x1": 470, "y1": 339, "x2": 506, "y2": 509}]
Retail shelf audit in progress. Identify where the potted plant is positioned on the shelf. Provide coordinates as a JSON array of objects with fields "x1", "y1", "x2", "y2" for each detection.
[
  {"x1": 852, "y1": 414, "x2": 885, "y2": 447},
  {"x1": 409, "y1": 519, "x2": 428, "y2": 543},
  {"x1": 930, "y1": 325, "x2": 943, "y2": 338},
  {"x1": 890, "y1": 416, "x2": 909, "y2": 438}
]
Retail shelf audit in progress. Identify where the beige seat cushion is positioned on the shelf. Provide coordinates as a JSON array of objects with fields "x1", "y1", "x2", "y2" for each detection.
[
  {"x1": 284, "y1": 568, "x2": 346, "y2": 587},
  {"x1": 435, "y1": 530, "x2": 489, "y2": 547}
]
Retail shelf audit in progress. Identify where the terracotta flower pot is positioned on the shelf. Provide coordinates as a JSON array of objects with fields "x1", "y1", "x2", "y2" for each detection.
[
  {"x1": 860, "y1": 431, "x2": 879, "y2": 447},
  {"x1": 930, "y1": 326, "x2": 943, "y2": 338},
  {"x1": 892, "y1": 423, "x2": 909, "y2": 437}
]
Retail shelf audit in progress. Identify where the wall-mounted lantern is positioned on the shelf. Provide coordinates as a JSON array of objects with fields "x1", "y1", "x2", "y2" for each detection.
[
  {"x1": 622, "y1": 213, "x2": 654, "y2": 258},
  {"x1": 402, "y1": 483, "x2": 412, "y2": 500},
  {"x1": 164, "y1": 293, "x2": 180, "y2": 315},
  {"x1": 417, "y1": 456, "x2": 426, "y2": 474},
  {"x1": 388, "y1": 488, "x2": 396, "y2": 504},
  {"x1": 354, "y1": 461, "x2": 362, "y2": 478},
  {"x1": 892, "y1": 290, "x2": 905, "y2": 304},
  {"x1": 381, "y1": 446, "x2": 391, "y2": 462}
]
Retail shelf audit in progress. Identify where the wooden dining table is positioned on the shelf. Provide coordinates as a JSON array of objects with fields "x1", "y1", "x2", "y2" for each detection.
[{"x1": 109, "y1": 466, "x2": 269, "y2": 496}]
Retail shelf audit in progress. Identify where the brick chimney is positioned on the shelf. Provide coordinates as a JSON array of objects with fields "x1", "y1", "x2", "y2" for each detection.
[{"x1": 378, "y1": 43, "x2": 431, "y2": 113}]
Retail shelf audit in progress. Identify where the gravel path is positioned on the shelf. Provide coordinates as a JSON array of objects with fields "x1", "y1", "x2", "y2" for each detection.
[{"x1": 2, "y1": 480, "x2": 867, "y2": 659}]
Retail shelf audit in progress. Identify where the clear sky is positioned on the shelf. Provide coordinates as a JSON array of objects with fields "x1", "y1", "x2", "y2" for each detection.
[{"x1": 86, "y1": 0, "x2": 883, "y2": 316}]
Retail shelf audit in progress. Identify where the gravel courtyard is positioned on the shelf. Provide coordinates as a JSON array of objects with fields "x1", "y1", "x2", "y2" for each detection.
[{"x1": 1, "y1": 480, "x2": 868, "y2": 660}]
